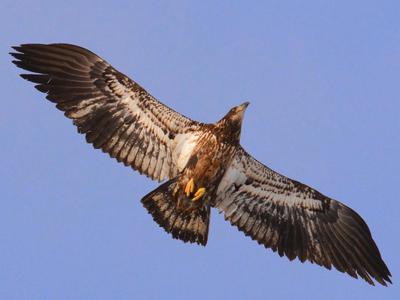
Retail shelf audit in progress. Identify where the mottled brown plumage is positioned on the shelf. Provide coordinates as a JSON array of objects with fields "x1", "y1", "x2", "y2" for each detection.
[
  {"x1": 11, "y1": 43, "x2": 391, "y2": 286},
  {"x1": 143, "y1": 104, "x2": 247, "y2": 244},
  {"x1": 174, "y1": 105, "x2": 247, "y2": 211}
]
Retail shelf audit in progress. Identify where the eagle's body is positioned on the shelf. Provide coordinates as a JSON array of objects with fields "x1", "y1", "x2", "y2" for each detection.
[
  {"x1": 11, "y1": 43, "x2": 391, "y2": 286},
  {"x1": 174, "y1": 108, "x2": 244, "y2": 210},
  {"x1": 144, "y1": 107, "x2": 246, "y2": 244}
]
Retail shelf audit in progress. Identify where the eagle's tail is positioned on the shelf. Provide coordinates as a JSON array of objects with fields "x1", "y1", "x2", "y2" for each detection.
[{"x1": 141, "y1": 178, "x2": 210, "y2": 246}]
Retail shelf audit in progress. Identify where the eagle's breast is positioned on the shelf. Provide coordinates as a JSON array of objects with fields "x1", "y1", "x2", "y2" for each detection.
[{"x1": 184, "y1": 130, "x2": 237, "y2": 193}]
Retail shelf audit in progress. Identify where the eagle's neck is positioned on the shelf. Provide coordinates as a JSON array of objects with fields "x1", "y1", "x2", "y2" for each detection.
[{"x1": 215, "y1": 105, "x2": 247, "y2": 145}]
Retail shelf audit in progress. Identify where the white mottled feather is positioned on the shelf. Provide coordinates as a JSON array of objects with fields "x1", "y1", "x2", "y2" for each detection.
[
  {"x1": 172, "y1": 132, "x2": 200, "y2": 171},
  {"x1": 216, "y1": 147, "x2": 324, "y2": 210}
]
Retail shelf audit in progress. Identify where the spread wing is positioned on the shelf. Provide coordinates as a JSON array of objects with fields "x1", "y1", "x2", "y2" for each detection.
[
  {"x1": 11, "y1": 43, "x2": 201, "y2": 181},
  {"x1": 214, "y1": 147, "x2": 391, "y2": 286}
]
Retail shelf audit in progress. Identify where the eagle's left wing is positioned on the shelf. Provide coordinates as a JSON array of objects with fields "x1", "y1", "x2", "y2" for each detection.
[
  {"x1": 11, "y1": 44, "x2": 201, "y2": 181},
  {"x1": 214, "y1": 147, "x2": 391, "y2": 286}
]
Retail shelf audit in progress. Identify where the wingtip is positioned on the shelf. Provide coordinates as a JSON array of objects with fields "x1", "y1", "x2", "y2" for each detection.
[
  {"x1": 11, "y1": 44, "x2": 47, "y2": 53},
  {"x1": 9, "y1": 50, "x2": 22, "y2": 61},
  {"x1": 370, "y1": 272, "x2": 392, "y2": 287},
  {"x1": 11, "y1": 60, "x2": 21, "y2": 67},
  {"x1": 19, "y1": 43, "x2": 40, "y2": 47},
  {"x1": 10, "y1": 45, "x2": 21, "y2": 52},
  {"x1": 19, "y1": 74, "x2": 32, "y2": 82}
]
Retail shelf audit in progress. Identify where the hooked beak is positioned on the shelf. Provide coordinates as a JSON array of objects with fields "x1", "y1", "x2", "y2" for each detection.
[{"x1": 239, "y1": 101, "x2": 250, "y2": 111}]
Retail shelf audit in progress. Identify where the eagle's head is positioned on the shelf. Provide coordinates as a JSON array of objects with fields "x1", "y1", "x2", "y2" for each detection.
[{"x1": 217, "y1": 101, "x2": 249, "y2": 143}]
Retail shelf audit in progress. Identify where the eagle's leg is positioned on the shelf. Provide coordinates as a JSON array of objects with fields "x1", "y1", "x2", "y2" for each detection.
[
  {"x1": 192, "y1": 187, "x2": 206, "y2": 202},
  {"x1": 185, "y1": 178, "x2": 195, "y2": 197},
  {"x1": 184, "y1": 178, "x2": 206, "y2": 202}
]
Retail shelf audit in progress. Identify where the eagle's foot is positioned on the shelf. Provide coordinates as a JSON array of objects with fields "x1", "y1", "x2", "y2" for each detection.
[
  {"x1": 185, "y1": 178, "x2": 195, "y2": 197},
  {"x1": 192, "y1": 187, "x2": 206, "y2": 202},
  {"x1": 184, "y1": 178, "x2": 206, "y2": 202}
]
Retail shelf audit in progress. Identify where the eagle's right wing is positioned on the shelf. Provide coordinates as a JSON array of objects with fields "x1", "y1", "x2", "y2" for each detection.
[
  {"x1": 11, "y1": 43, "x2": 201, "y2": 181},
  {"x1": 214, "y1": 147, "x2": 391, "y2": 286}
]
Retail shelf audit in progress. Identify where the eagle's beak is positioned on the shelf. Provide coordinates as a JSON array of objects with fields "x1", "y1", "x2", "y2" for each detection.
[{"x1": 239, "y1": 101, "x2": 250, "y2": 110}]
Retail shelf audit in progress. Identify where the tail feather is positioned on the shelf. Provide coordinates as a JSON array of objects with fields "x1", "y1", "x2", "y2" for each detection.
[{"x1": 141, "y1": 179, "x2": 210, "y2": 245}]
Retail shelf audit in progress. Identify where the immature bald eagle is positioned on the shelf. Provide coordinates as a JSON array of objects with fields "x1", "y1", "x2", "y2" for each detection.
[{"x1": 11, "y1": 44, "x2": 391, "y2": 286}]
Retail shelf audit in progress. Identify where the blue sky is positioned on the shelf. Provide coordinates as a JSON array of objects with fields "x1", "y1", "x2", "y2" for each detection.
[{"x1": 1, "y1": 1, "x2": 399, "y2": 299}]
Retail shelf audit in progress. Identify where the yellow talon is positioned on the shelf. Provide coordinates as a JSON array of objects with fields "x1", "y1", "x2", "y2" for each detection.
[
  {"x1": 185, "y1": 178, "x2": 195, "y2": 197},
  {"x1": 192, "y1": 187, "x2": 206, "y2": 202}
]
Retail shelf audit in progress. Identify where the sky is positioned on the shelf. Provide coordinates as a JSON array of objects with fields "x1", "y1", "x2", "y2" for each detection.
[{"x1": 1, "y1": 1, "x2": 399, "y2": 299}]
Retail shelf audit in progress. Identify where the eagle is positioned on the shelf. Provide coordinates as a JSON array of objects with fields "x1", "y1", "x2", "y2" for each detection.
[{"x1": 11, "y1": 43, "x2": 391, "y2": 286}]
